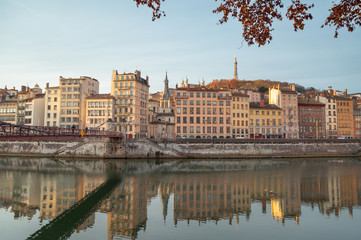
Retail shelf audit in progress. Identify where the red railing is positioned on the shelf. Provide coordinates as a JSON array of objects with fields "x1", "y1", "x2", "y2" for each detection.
[{"x1": 0, "y1": 121, "x2": 122, "y2": 140}]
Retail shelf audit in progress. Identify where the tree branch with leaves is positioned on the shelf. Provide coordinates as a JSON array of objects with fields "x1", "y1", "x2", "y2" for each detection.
[{"x1": 133, "y1": 0, "x2": 361, "y2": 46}]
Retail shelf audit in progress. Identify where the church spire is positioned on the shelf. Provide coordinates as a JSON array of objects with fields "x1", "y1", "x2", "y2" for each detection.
[
  {"x1": 234, "y1": 57, "x2": 238, "y2": 80},
  {"x1": 162, "y1": 71, "x2": 170, "y2": 100}
]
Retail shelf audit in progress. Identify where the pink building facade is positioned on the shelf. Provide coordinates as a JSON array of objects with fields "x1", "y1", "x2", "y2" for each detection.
[{"x1": 174, "y1": 86, "x2": 232, "y2": 138}]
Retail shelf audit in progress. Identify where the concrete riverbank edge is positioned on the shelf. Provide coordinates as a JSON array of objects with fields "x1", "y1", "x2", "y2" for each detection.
[{"x1": 0, "y1": 138, "x2": 361, "y2": 159}]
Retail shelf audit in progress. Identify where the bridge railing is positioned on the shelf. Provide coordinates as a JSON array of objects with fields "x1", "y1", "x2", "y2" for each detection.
[{"x1": 0, "y1": 121, "x2": 122, "y2": 139}]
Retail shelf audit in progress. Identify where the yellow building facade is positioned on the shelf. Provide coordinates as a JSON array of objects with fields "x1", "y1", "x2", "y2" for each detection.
[
  {"x1": 249, "y1": 102, "x2": 283, "y2": 138},
  {"x1": 111, "y1": 70, "x2": 149, "y2": 138}
]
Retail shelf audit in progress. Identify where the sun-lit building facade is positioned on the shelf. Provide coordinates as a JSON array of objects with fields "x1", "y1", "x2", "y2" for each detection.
[
  {"x1": 335, "y1": 96, "x2": 354, "y2": 138},
  {"x1": 318, "y1": 95, "x2": 338, "y2": 139},
  {"x1": 85, "y1": 94, "x2": 114, "y2": 131},
  {"x1": 231, "y1": 92, "x2": 249, "y2": 139},
  {"x1": 249, "y1": 101, "x2": 283, "y2": 139},
  {"x1": 111, "y1": 70, "x2": 149, "y2": 138},
  {"x1": 269, "y1": 85, "x2": 299, "y2": 138},
  {"x1": 174, "y1": 85, "x2": 232, "y2": 138}
]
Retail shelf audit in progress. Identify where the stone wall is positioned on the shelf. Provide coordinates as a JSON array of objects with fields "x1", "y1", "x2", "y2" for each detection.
[
  {"x1": 0, "y1": 137, "x2": 125, "y2": 159},
  {"x1": 0, "y1": 138, "x2": 360, "y2": 159}
]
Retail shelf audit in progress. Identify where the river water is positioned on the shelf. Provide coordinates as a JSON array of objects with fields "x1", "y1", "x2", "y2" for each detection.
[{"x1": 0, "y1": 157, "x2": 361, "y2": 240}]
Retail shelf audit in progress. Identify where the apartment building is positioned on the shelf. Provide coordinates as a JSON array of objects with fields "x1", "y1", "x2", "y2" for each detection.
[
  {"x1": 249, "y1": 101, "x2": 283, "y2": 139},
  {"x1": 85, "y1": 94, "x2": 114, "y2": 131},
  {"x1": 44, "y1": 85, "x2": 60, "y2": 127},
  {"x1": 0, "y1": 101, "x2": 17, "y2": 124},
  {"x1": 298, "y1": 98, "x2": 326, "y2": 139},
  {"x1": 24, "y1": 94, "x2": 45, "y2": 126},
  {"x1": 269, "y1": 85, "x2": 299, "y2": 138},
  {"x1": 231, "y1": 92, "x2": 249, "y2": 139},
  {"x1": 174, "y1": 84, "x2": 232, "y2": 138},
  {"x1": 17, "y1": 91, "x2": 27, "y2": 125},
  {"x1": 335, "y1": 96, "x2": 354, "y2": 138},
  {"x1": 44, "y1": 76, "x2": 99, "y2": 129},
  {"x1": 59, "y1": 76, "x2": 99, "y2": 129},
  {"x1": 353, "y1": 99, "x2": 361, "y2": 139},
  {"x1": 318, "y1": 95, "x2": 338, "y2": 139},
  {"x1": 111, "y1": 70, "x2": 149, "y2": 138}
]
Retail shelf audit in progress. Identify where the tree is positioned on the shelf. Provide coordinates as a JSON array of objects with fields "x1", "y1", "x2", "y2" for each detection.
[
  {"x1": 133, "y1": 0, "x2": 361, "y2": 46},
  {"x1": 258, "y1": 86, "x2": 268, "y2": 93}
]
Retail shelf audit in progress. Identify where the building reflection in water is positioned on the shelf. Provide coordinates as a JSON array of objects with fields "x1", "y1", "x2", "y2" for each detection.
[{"x1": 0, "y1": 161, "x2": 361, "y2": 239}]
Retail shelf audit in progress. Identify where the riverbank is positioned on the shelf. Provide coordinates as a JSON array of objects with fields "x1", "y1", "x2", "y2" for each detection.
[{"x1": 0, "y1": 138, "x2": 360, "y2": 159}]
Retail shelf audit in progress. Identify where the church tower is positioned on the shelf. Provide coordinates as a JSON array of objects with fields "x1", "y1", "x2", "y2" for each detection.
[
  {"x1": 160, "y1": 72, "x2": 172, "y2": 113},
  {"x1": 234, "y1": 57, "x2": 238, "y2": 80}
]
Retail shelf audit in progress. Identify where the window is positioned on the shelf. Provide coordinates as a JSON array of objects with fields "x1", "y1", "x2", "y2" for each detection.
[{"x1": 183, "y1": 126, "x2": 187, "y2": 133}]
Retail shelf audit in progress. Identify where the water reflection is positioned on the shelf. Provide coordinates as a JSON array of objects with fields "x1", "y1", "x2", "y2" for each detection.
[{"x1": 0, "y1": 158, "x2": 361, "y2": 239}]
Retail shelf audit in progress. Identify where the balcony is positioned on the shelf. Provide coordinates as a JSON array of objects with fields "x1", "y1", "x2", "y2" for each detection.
[
  {"x1": 117, "y1": 95, "x2": 131, "y2": 99},
  {"x1": 118, "y1": 86, "x2": 131, "y2": 90}
]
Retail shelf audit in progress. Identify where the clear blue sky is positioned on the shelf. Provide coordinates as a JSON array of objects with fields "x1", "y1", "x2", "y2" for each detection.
[{"x1": 1, "y1": 0, "x2": 360, "y2": 94}]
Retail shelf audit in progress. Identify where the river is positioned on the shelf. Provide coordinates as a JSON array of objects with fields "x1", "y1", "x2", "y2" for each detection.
[{"x1": 0, "y1": 157, "x2": 360, "y2": 240}]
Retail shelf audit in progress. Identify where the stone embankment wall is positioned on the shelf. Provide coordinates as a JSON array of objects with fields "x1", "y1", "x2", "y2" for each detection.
[
  {"x1": 0, "y1": 137, "x2": 124, "y2": 159},
  {"x1": 127, "y1": 140, "x2": 361, "y2": 159},
  {"x1": 0, "y1": 138, "x2": 360, "y2": 159}
]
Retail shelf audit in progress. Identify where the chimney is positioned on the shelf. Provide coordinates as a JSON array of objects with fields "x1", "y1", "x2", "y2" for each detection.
[
  {"x1": 21, "y1": 85, "x2": 26, "y2": 92},
  {"x1": 46, "y1": 83, "x2": 49, "y2": 89},
  {"x1": 135, "y1": 70, "x2": 141, "y2": 80},
  {"x1": 260, "y1": 94, "x2": 265, "y2": 107},
  {"x1": 290, "y1": 84, "x2": 296, "y2": 91},
  {"x1": 344, "y1": 89, "x2": 347, "y2": 97}
]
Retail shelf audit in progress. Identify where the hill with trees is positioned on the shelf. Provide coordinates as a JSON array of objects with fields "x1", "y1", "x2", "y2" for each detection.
[{"x1": 206, "y1": 79, "x2": 315, "y2": 94}]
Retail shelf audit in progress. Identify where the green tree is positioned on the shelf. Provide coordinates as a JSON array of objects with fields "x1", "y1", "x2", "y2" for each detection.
[
  {"x1": 133, "y1": 0, "x2": 361, "y2": 46},
  {"x1": 258, "y1": 86, "x2": 268, "y2": 93}
]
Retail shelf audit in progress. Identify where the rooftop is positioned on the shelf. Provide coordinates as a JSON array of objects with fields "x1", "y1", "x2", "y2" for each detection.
[
  {"x1": 298, "y1": 98, "x2": 325, "y2": 106},
  {"x1": 250, "y1": 102, "x2": 282, "y2": 110}
]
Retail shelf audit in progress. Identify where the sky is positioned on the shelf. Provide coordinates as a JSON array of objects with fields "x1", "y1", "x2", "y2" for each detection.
[{"x1": 0, "y1": 0, "x2": 360, "y2": 94}]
